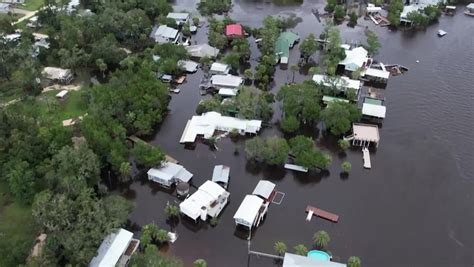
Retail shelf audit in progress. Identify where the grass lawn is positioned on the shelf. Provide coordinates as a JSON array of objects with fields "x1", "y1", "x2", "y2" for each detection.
[
  {"x1": 21, "y1": 0, "x2": 44, "y2": 11},
  {"x1": 0, "y1": 183, "x2": 38, "y2": 266}
]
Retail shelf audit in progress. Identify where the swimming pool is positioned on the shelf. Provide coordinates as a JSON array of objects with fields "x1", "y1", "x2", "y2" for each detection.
[{"x1": 307, "y1": 250, "x2": 331, "y2": 261}]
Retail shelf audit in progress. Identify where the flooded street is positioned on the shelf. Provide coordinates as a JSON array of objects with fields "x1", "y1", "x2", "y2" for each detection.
[{"x1": 120, "y1": 1, "x2": 474, "y2": 266}]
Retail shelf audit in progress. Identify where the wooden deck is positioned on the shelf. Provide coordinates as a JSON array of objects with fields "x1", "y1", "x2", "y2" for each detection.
[{"x1": 305, "y1": 205, "x2": 339, "y2": 223}]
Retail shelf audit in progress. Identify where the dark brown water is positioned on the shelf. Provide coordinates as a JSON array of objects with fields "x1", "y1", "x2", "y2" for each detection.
[{"x1": 119, "y1": 2, "x2": 474, "y2": 266}]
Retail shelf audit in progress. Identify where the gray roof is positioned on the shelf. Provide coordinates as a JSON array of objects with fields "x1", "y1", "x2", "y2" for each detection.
[
  {"x1": 283, "y1": 253, "x2": 346, "y2": 267},
  {"x1": 212, "y1": 165, "x2": 230, "y2": 184},
  {"x1": 166, "y1": 12, "x2": 190, "y2": 21},
  {"x1": 252, "y1": 180, "x2": 275, "y2": 200}
]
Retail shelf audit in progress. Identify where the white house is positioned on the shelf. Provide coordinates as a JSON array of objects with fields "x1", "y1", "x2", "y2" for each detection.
[
  {"x1": 179, "y1": 180, "x2": 230, "y2": 221},
  {"x1": 210, "y1": 74, "x2": 243, "y2": 88},
  {"x1": 233, "y1": 195, "x2": 266, "y2": 230},
  {"x1": 362, "y1": 103, "x2": 386, "y2": 119},
  {"x1": 152, "y1": 25, "x2": 180, "y2": 44},
  {"x1": 42, "y1": 67, "x2": 73, "y2": 84},
  {"x1": 179, "y1": 111, "x2": 262, "y2": 143},
  {"x1": 147, "y1": 162, "x2": 193, "y2": 187},
  {"x1": 166, "y1": 12, "x2": 190, "y2": 25},
  {"x1": 312, "y1": 74, "x2": 361, "y2": 95},
  {"x1": 89, "y1": 228, "x2": 140, "y2": 267},
  {"x1": 210, "y1": 62, "x2": 231, "y2": 75},
  {"x1": 338, "y1": 46, "x2": 369, "y2": 72}
]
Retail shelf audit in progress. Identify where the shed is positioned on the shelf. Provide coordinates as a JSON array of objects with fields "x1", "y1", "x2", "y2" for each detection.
[
  {"x1": 212, "y1": 165, "x2": 230, "y2": 189},
  {"x1": 211, "y1": 74, "x2": 243, "y2": 88},
  {"x1": 166, "y1": 12, "x2": 190, "y2": 25},
  {"x1": 233, "y1": 195, "x2": 264, "y2": 229},
  {"x1": 42, "y1": 67, "x2": 73, "y2": 84},
  {"x1": 362, "y1": 103, "x2": 386, "y2": 119},
  {"x1": 89, "y1": 228, "x2": 140, "y2": 267},
  {"x1": 178, "y1": 60, "x2": 199, "y2": 73},
  {"x1": 186, "y1": 44, "x2": 220, "y2": 58},
  {"x1": 210, "y1": 62, "x2": 230, "y2": 75},
  {"x1": 225, "y1": 24, "x2": 244, "y2": 38},
  {"x1": 56, "y1": 90, "x2": 69, "y2": 99},
  {"x1": 218, "y1": 88, "x2": 239, "y2": 97},
  {"x1": 279, "y1": 32, "x2": 299, "y2": 48},
  {"x1": 152, "y1": 25, "x2": 179, "y2": 44},
  {"x1": 147, "y1": 162, "x2": 193, "y2": 187},
  {"x1": 252, "y1": 180, "x2": 275, "y2": 201}
]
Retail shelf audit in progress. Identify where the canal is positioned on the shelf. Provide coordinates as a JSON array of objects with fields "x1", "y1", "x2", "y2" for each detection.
[{"x1": 119, "y1": 1, "x2": 474, "y2": 266}]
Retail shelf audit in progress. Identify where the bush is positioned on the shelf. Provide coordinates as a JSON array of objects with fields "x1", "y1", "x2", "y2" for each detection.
[
  {"x1": 338, "y1": 139, "x2": 350, "y2": 150},
  {"x1": 334, "y1": 5, "x2": 346, "y2": 21},
  {"x1": 341, "y1": 161, "x2": 352, "y2": 173},
  {"x1": 349, "y1": 12, "x2": 358, "y2": 26},
  {"x1": 210, "y1": 216, "x2": 219, "y2": 226}
]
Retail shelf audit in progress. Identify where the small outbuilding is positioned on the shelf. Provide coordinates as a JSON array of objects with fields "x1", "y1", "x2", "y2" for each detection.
[
  {"x1": 89, "y1": 228, "x2": 140, "y2": 267},
  {"x1": 42, "y1": 67, "x2": 73, "y2": 84},
  {"x1": 166, "y1": 12, "x2": 190, "y2": 25},
  {"x1": 225, "y1": 24, "x2": 244, "y2": 38},
  {"x1": 147, "y1": 162, "x2": 193, "y2": 187},
  {"x1": 210, "y1": 62, "x2": 230, "y2": 75},
  {"x1": 212, "y1": 165, "x2": 230, "y2": 189},
  {"x1": 252, "y1": 180, "x2": 276, "y2": 201}
]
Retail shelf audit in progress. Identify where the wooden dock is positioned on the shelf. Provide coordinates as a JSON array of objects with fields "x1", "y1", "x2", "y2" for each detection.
[
  {"x1": 305, "y1": 205, "x2": 339, "y2": 223},
  {"x1": 362, "y1": 148, "x2": 371, "y2": 169}
]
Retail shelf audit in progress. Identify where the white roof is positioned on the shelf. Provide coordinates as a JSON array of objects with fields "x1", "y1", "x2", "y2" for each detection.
[
  {"x1": 178, "y1": 60, "x2": 199, "y2": 72},
  {"x1": 283, "y1": 253, "x2": 346, "y2": 267},
  {"x1": 467, "y1": 3, "x2": 474, "y2": 9},
  {"x1": 367, "y1": 6, "x2": 382, "y2": 12},
  {"x1": 312, "y1": 74, "x2": 361, "y2": 91},
  {"x1": 154, "y1": 25, "x2": 178, "y2": 42},
  {"x1": 212, "y1": 165, "x2": 230, "y2": 184},
  {"x1": 186, "y1": 44, "x2": 220, "y2": 58},
  {"x1": 166, "y1": 12, "x2": 189, "y2": 21},
  {"x1": 180, "y1": 181, "x2": 227, "y2": 220},
  {"x1": 353, "y1": 123, "x2": 380, "y2": 142},
  {"x1": 339, "y1": 47, "x2": 368, "y2": 71},
  {"x1": 147, "y1": 162, "x2": 193, "y2": 183},
  {"x1": 211, "y1": 75, "x2": 243, "y2": 88},
  {"x1": 42, "y1": 67, "x2": 72, "y2": 80},
  {"x1": 0, "y1": 3, "x2": 9, "y2": 10},
  {"x1": 180, "y1": 112, "x2": 262, "y2": 143},
  {"x1": 362, "y1": 103, "x2": 386, "y2": 118},
  {"x1": 252, "y1": 180, "x2": 275, "y2": 199},
  {"x1": 89, "y1": 228, "x2": 133, "y2": 267},
  {"x1": 210, "y1": 62, "x2": 230, "y2": 73},
  {"x1": 3, "y1": 33, "x2": 21, "y2": 42},
  {"x1": 56, "y1": 90, "x2": 69, "y2": 98},
  {"x1": 218, "y1": 88, "x2": 238, "y2": 96},
  {"x1": 364, "y1": 68, "x2": 390, "y2": 79},
  {"x1": 233, "y1": 195, "x2": 264, "y2": 226}
]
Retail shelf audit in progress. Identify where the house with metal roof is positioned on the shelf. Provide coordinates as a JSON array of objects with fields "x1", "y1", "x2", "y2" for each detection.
[
  {"x1": 179, "y1": 180, "x2": 230, "y2": 222},
  {"x1": 225, "y1": 24, "x2": 244, "y2": 38},
  {"x1": 89, "y1": 228, "x2": 140, "y2": 267},
  {"x1": 147, "y1": 162, "x2": 193, "y2": 187},
  {"x1": 186, "y1": 44, "x2": 220, "y2": 58},
  {"x1": 252, "y1": 180, "x2": 275, "y2": 201},
  {"x1": 166, "y1": 12, "x2": 190, "y2": 25},
  {"x1": 338, "y1": 46, "x2": 368, "y2": 73},
  {"x1": 210, "y1": 62, "x2": 230, "y2": 75},
  {"x1": 211, "y1": 74, "x2": 243, "y2": 88},
  {"x1": 151, "y1": 25, "x2": 180, "y2": 44},
  {"x1": 179, "y1": 112, "x2": 262, "y2": 143},
  {"x1": 212, "y1": 165, "x2": 230, "y2": 189}
]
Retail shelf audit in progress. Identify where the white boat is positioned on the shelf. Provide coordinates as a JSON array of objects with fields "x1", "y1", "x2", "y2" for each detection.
[
  {"x1": 437, "y1": 30, "x2": 447, "y2": 37},
  {"x1": 170, "y1": 88, "x2": 180, "y2": 94}
]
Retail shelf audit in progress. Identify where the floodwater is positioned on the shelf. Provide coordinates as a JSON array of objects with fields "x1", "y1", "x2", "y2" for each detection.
[{"x1": 118, "y1": 1, "x2": 474, "y2": 266}]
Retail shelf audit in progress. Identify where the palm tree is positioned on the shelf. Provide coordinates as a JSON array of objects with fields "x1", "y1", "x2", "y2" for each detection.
[
  {"x1": 290, "y1": 64, "x2": 299, "y2": 83},
  {"x1": 313, "y1": 230, "x2": 330, "y2": 249},
  {"x1": 194, "y1": 259, "x2": 207, "y2": 267},
  {"x1": 293, "y1": 244, "x2": 308, "y2": 256},
  {"x1": 164, "y1": 203, "x2": 180, "y2": 218},
  {"x1": 274, "y1": 241, "x2": 287, "y2": 256},
  {"x1": 347, "y1": 256, "x2": 361, "y2": 267},
  {"x1": 155, "y1": 229, "x2": 169, "y2": 245}
]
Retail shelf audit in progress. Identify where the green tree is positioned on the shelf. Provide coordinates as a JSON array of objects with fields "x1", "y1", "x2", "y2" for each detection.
[
  {"x1": 321, "y1": 102, "x2": 361, "y2": 136},
  {"x1": 325, "y1": 0, "x2": 337, "y2": 12},
  {"x1": 194, "y1": 259, "x2": 208, "y2": 267},
  {"x1": 182, "y1": 24, "x2": 191, "y2": 37},
  {"x1": 293, "y1": 244, "x2": 308, "y2": 256},
  {"x1": 130, "y1": 245, "x2": 183, "y2": 267},
  {"x1": 6, "y1": 161, "x2": 36, "y2": 204},
  {"x1": 289, "y1": 135, "x2": 332, "y2": 170},
  {"x1": 281, "y1": 115, "x2": 300, "y2": 133},
  {"x1": 245, "y1": 136, "x2": 266, "y2": 162},
  {"x1": 277, "y1": 81, "x2": 322, "y2": 127},
  {"x1": 290, "y1": 64, "x2": 299, "y2": 83},
  {"x1": 334, "y1": 5, "x2": 346, "y2": 21},
  {"x1": 388, "y1": 0, "x2": 404, "y2": 27},
  {"x1": 96, "y1": 58, "x2": 108, "y2": 77},
  {"x1": 231, "y1": 38, "x2": 251, "y2": 60},
  {"x1": 192, "y1": 17, "x2": 200, "y2": 26},
  {"x1": 156, "y1": 229, "x2": 169, "y2": 244},
  {"x1": 274, "y1": 241, "x2": 287, "y2": 255},
  {"x1": 262, "y1": 137, "x2": 290, "y2": 165},
  {"x1": 366, "y1": 30, "x2": 381, "y2": 56},
  {"x1": 196, "y1": 96, "x2": 221, "y2": 115},
  {"x1": 308, "y1": 66, "x2": 321, "y2": 76},
  {"x1": 223, "y1": 52, "x2": 241, "y2": 70},
  {"x1": 299, "y1": 34, "x2": 318, "y2": 62},
  {"x1": 132, "y1": 143, "x2": 165, "y2": 168},
  {"x1": 338, "y1": 139, "x2": 350, "y2": 150},
  {"x1": 244, "y1": 69, "x2": 253, "y2": 81},
  {"x1": 349, "y1": 12, "x2": 358, "y2": 27},
  {"x1": 0, "y1": 14, "x2": 14, "y2": 34},
  {"x1": 313, "y1": 230, "x2": 331, "y2": 249},
  {"x1": 199, "y1": 56, "x2": 212, "y2": 71},
  {"x1": 341, "y1": 161, "x2": 352, "y2": 173},
  {"x1": 119, "y1": 161, "x2": 132, "y2": 182},
  {"x1": 164, "y1": 204, "x2": 180, "y2": 218},
  {"x1": 348, "y1": 256, "x2": 362, "y2": 267}
]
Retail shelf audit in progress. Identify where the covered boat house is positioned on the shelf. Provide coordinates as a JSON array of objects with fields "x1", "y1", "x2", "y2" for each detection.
[
  {"x1": 89, "y1": 228, "x2": 140, "y2": 267},
  {"x1": 179, "y1": 180, "x2": 230, "y2": 222},
  {"x1": 147, "y1": 162, "x2": 193, "y2": 187},
  {"x1": 363, "y1": 67, "x2": 390, "y2": 84},
  {"x1": 252, "y1": 180, "x2": 276, "y2": 202}
]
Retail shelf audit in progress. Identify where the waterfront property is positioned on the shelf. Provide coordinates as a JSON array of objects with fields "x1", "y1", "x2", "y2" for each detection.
[
  {"x1": 210, "y1": 62, "x2": 231, "y2": 75},
  {"x1": 283, "y1": 252, "x2": 346, "y2": 266},
  {"x1": 212, "y1": 165, "x2": 230, "y2": 189},
  {"x1": 210, "y1": 74, "x2": 243, "y2": 89},
  {"x1": 233, "y1": 195, "x2": 266, "y2": 230},
  {"x1": 166, "y1": 12, "x2": 190, "y2": 25},
  {"x1": 345, "y1": 123, "x2": 380, "y2": 147},
  {"x1": 151, "y1": 25, "x2": 180, "y2": 44},
  {"x1": 338, "y1": 46, "x2": 369, "y2": 74},
  {"x1": 179, "y1": 180, "x2": 230, "y2": 222},
  {"x1": 362, "y1": 67, "x2": 390, "y2": 84},
  {"x1": 89, "y1": 228, "x2": 140, "y2": 267},
  {"x1": 465, "y1": 3, "x2": 474, "y2": 16},
  {"x1": 275, "y1": 32, "x2": 299, "y2": 65},
  {"x1": 147, "y1": 162, "x2": 193, "y2": 188},
  {"x1": 252, "y1": 180, "x2": 276, "y2": 202},
  {"x1": 312, "y1": 74, "x2": 361, "y2": 97},
  {"x1": 42, "y1": 67, "x2": 73, "y2": 84},
  {"x1": 186, "y1": 44, "x2": 220, "y2": 58},
  {"x1": 362, "y1": 102, "x2": 386, "y2": 120},
  {"x1": 179, "y1": 111, "x2": 262, "y2": 143},
  {"x1": 225, "y1": 24, "x2": 244, "y2": 38}
]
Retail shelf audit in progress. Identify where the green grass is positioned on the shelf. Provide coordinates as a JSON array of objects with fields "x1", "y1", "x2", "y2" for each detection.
[
  {"x1": 0, "y1": 183, "x2": 38, "y2": 266},
  {"x1": 21, "y1": 0, "x2": 44, "y2": 11}
]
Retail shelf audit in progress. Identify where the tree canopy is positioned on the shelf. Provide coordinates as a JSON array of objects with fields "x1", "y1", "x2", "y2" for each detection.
[
  {"x1": 245, "y1": 136, "x2": 289, "y2": 165},
  {"x1": 321, "y1": 101, "x2": 361, "y2": 136},
  {"x1": 289, "y1": 135, "x2": 332, "y2": 170}
]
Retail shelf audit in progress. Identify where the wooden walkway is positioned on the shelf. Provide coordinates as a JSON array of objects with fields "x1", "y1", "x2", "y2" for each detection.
[
  {"x1": 305, "y1": 205, "x2": 339, "y2": 223},
  {"x1": 362, "y1": 148, "x2": 371, "y2": 169}
]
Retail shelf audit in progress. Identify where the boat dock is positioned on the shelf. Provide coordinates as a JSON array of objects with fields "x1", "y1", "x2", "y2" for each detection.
[
  {"x1": 362, "y1": 148, "x2": 371, "y2": 169},
  {"x1": 305, "y1": 205, "x2": 339, "y2": 223}
]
